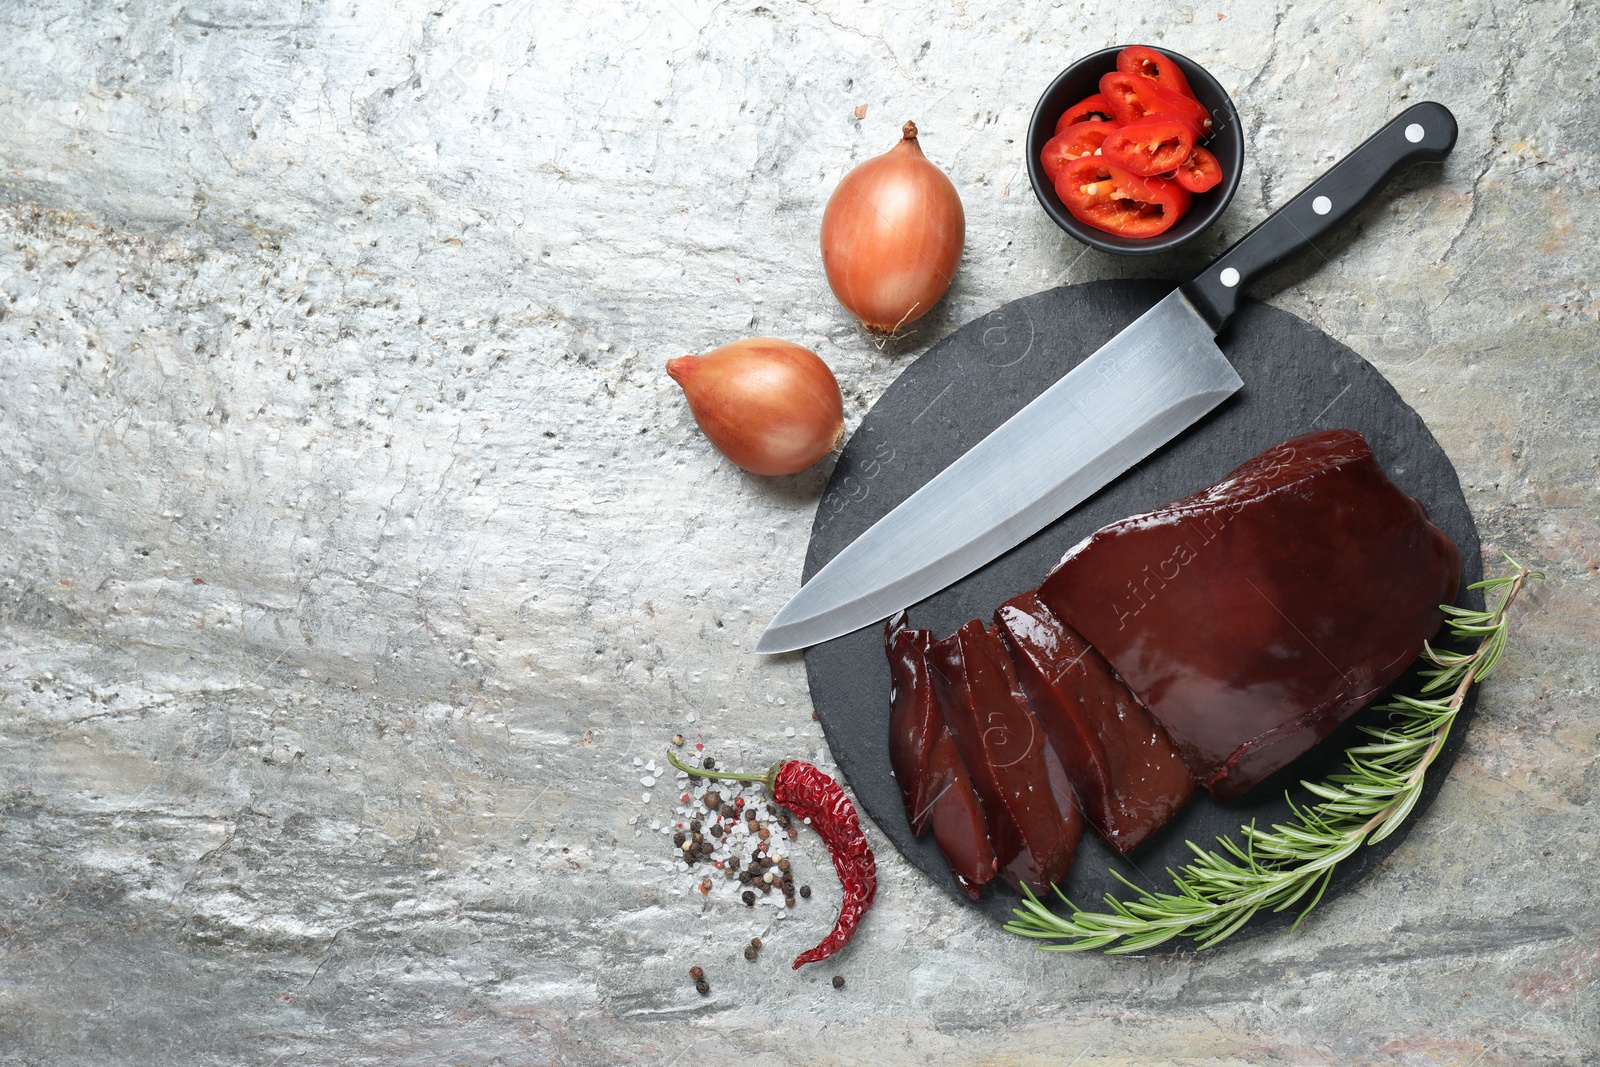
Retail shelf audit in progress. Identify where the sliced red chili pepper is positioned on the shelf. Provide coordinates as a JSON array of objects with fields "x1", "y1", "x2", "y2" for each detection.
[
  {"x1": 1173, "y1": 144, "x2": 1224, "y2": 193},
  {"x1": 1099, "y1": 71, "x2": 1211, "y2": 137},
  {"x1": 1100, "y1": 116, "x2": 1197, "y2": 177},
  {"x1": 1055, "y1": 156, "x2": 1192, "y2": 238},
  {"x1": 1040, "y1": 121, "x2": 1119, "y2": 183},
  {"x1": 1116, "y1": 45, "x2": 1196, "y2": 101},
  {"x1": 1054, "y1": 92, "x2": 1115, "y2": 133}
]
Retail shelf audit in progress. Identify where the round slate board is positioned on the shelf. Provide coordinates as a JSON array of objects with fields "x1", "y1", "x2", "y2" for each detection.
[{"x1": 802, "y1": 279, "x2": 1483, "y2": 951}]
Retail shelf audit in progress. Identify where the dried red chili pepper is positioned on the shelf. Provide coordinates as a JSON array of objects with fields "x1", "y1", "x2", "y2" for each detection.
[{"x1": 666, "y1": 749, "x2": 876, "y2": 969}]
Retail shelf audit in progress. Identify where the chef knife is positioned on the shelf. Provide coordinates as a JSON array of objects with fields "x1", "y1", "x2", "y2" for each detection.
[{"x1": 758, "y1": 102, "x2": 1457, "y2": 655}]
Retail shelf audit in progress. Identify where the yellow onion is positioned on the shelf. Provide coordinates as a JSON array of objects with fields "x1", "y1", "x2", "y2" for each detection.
[
  {"x1": 821, "y1": 120, "x2": 965, "y2": 333},
  {"x1": 667, "y1": 338, "x2": 845, "y2": 476}
]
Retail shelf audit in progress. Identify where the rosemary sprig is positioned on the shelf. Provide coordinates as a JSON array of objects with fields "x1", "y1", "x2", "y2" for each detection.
[{"x1": 1006, "y1": 555, "x2": 1542, "y2": 954}]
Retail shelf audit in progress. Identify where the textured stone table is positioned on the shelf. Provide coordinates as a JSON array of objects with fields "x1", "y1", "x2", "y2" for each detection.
[{"x1": 1, "y1": 2, "x2": 1596, "y2": 1064}]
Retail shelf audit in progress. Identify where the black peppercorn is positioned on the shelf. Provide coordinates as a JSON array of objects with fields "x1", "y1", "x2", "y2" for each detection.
[
  {"x1": 743, "y1": 945, "x2": 758, "y2": 961},
  {"x1": 710, "y1": 824, "x2": 723, "y2": 838},
  {"x1": 695, "y1": 979, "x2": 711, "y2": 995},
  {"x1": 689, "y1": 819, "x2": 701, "y2": 832},
  {"x1": 673, "y1": 832, "x2": 686, "y2": 847},
  {"x1": 831, "y1": 975, "x2": 844, "y2": 989},
  {"x1": 800, "y1": 884, "x2": 811, "y2": 898},
  {"x1": 703, "y1": 756, "x2": 716, "y2": 770},
  {"x1": 742, "y1": 890, "x2": 755, "y2": 906}
]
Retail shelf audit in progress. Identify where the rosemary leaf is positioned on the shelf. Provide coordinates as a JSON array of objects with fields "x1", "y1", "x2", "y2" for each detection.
[{"x1": 1005, "y1": 555, "x2": 1542, "y2": 954}]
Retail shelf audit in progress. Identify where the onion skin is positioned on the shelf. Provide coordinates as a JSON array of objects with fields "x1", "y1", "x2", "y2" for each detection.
[
  {"x1": 667, "y1": 338, "x2": 846, "y2": 477},
  {"x1": 821, "y1": 121, "x2": 965, "y2": 333}
]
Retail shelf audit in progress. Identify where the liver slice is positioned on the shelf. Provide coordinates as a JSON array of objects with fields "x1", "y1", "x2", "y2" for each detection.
[
  {"x1": 996, "y1": 591, "x2": 1194, "y2": 854},
  {"x1": 1037, "y1": 429, "x2": 1460, "y2": 801},
  {"x1": 928, "y1": 620, "x2": 1082, "y2": 893},
  {"x1": 884, "y1": 612, "x2": 997, "y2": 899}
]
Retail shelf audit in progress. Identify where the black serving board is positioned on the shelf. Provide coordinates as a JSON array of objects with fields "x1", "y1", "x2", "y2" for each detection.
[{"x1": 802, "y1": 279, "x2": 1483, "y2": 951}]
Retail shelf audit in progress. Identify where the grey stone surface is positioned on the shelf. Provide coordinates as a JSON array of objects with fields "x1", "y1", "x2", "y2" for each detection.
[{"x1": 0, "y1": 2, "x2": 1595, "y2": 1065}]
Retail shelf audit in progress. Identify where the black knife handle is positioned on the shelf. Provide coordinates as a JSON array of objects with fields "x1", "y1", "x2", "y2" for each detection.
[{"x1": 1181, "y1": 101, "x2": 1457, "y2": 332}]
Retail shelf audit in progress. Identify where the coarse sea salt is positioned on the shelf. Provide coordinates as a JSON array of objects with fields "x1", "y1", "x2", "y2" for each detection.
[
  {"x1": 641, "y1": 791, "x2": 651, "y2": 803},
  {"x1": 640, "y1": 775, "x2": 656, "y2": 787}
]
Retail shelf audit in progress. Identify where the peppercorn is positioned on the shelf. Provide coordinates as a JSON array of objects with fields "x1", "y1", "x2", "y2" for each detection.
[
  {"x1": 785, "y1": 896, "x2": 796, "y2": 908},
  {"x1": 742, "y1": 891, "x2": 755, "y2": 906},
  {"x1": 787, "y1": 827, "x2": 799, "y2": 840},
  {"x1": 703, "y1": 790, "x2": 722, "y2": 810},
  {"x1": 750, "y1": 937, "x2": 763, "y2": 949},
  {"x1": 695, "y1": 979, "x2": 711, "y2": 996},
  {"x1": 727, "y1": 855, "x2": 741, "y2": 870},
  {"x1": 743, "y1": 946, "x2": 758, "y2": 961},
  {"x1": 800, "y1": 885, "x2": 811, "y2": 898},
  {"x1": 699, "y1": 841, "x2": 714, "y2": 856},
  {"x1": 698, "y1": 877, "x2": 712, "y2": 895},
  {"x1": 777, "y1": 858, "x2": 791, "y2": 872},
  {"x1": 719, "y1": 803, "x2": 736, "y2": 819},
  {"x1": 758, "y1": 828, "x2": 770, "y2": 841},
  {"x1": 703, "y1": 757, "x2": 716, "y2": 770},
  {"x1": 725, "y1": 867, "x2": 739, "y2": 879},
  {"x1": 710, "y1": 824, "x2": 723, "y2": 838},
  {"x1": 777, "y1": 813, "x2": 792, "y2": 829},
  {"x1": 673, "y1": 832, "x2": 686, "y2": 847},
  {"x1": 689, "y1": 819, "x2": 701, "y2": 832},
  {"x1": 760, "y1": 881, "x2": 772, "y2": 895},
  {"x1": 689, "y1": 965, "x2": 704, "y2": 980},
  {"x1": 673, "y1": 734, "x2": 685, "y2": 746},
  {"x1": 831, "y1": 976, "x2": 844, "y2": 989}
]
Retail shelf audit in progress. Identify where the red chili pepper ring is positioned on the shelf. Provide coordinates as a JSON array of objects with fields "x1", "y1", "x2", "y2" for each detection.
[{"x1": 668, "y1": 749, "x2": 877, "y2": 969}]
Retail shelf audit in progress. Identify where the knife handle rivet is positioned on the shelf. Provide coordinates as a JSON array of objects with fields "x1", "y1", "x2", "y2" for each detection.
[
  {"x1": 1219, "y1": 267, "x2": 1240, "y2": 288},
  {"x1": 1405, "y1": 123, "x2": 1425, "y2": 143},
  {"x1": 1312, "y1": 195, "x2": 1332, "y2": 215}
]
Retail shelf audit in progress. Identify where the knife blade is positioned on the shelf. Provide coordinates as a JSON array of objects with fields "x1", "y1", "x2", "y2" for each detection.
[{"x1": 757, "y1": 102, "x2": 1457, "y2": 655}]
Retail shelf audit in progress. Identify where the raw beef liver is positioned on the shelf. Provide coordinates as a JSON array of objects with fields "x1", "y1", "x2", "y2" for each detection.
[
  {"x1": 1037, "y1": 429, "x2": 1460, "y2": 801},
  {"x1": 884, "y1": 612, "x2": 998, "y2": 898},
  {"x1": 928, "y1": 620, "x2": 1083, "y2": 892},
  {"x1": 996, "y1": 591, "x2": 1195, "y2": 853}
]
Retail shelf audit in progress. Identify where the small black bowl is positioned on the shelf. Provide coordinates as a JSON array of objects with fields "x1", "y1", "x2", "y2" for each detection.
[{"x1": 1027, "y1": 46, "x2": 1244, "y2": 255}]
